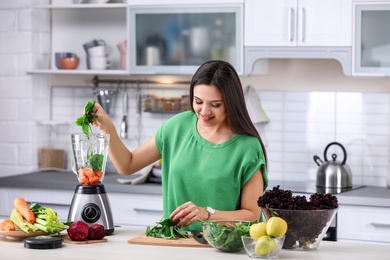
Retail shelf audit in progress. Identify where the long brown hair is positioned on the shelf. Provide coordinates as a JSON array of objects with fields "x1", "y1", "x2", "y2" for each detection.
[{"x1": 189, "y1": 60, "x2": 268, "y2": 165}]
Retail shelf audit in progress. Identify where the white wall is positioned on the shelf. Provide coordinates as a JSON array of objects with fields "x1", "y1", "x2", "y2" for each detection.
[{"x1": 1, "y1": 2, "x2": 390, "y2": 188}]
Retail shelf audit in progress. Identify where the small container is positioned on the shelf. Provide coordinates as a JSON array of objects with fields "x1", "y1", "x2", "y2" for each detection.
[
  {"x1": 162, "y1": 98, "x2": 173, "y2": 112},
  {"x1": 180, "y1": 95, "x2": 190, "y2": 111},
  {"x1": 144, "y1": 94, "x2": 156, "y2": 111},
  {"x1": 155, "y1": 97, "x2": 163, "y2": 111},
  {"x1": 171, "y1": 98, "x2": 181, "y2": 111}
]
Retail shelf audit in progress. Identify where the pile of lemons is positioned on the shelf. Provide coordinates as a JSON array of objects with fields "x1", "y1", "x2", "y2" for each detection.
[{"x1": 249, "y1": 217, "x2": 288, "y2": 256}]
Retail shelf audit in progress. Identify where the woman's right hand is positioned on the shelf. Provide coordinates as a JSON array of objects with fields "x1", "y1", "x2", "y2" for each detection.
[{"x1": 92, "y1": 103, "x2": 115, "y2": 134}]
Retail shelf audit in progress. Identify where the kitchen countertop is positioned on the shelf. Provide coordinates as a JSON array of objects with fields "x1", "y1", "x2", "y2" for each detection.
[
  {"x1": 0, "y1": 170, "x2": 389, "y2": 207},
  {"x1": 0, "y1": 170, "x2": 162, "y2": 195},
  {"x1": 0, "y1": 227, "x2": 389, "y2": 260}
]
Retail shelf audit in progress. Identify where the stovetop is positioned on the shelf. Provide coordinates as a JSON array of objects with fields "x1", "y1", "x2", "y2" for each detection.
[{"x1": 267, "y1": 180, "x2": 366, "y2": 195}]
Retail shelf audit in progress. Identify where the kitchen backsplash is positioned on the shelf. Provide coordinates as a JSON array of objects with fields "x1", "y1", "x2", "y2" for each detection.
[{"x1": 42, "y1": 86, "x2": 390, "y2": 188}]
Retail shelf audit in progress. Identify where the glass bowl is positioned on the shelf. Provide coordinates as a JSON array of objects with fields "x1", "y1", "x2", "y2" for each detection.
[
  {"x1": 261, "y1": 207, "x2": 337, "y2": 250},
  {"x1": 241, "y1": 235, "x2": 285, "y2": 259},
  {"x1": 202, "y1": 220, "x2": 250, "y2": 252}
]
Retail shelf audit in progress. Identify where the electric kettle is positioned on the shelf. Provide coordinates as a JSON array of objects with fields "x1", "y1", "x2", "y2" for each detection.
[{"x1": 313, "y1": 142, "x2": 352, "y2": 193}]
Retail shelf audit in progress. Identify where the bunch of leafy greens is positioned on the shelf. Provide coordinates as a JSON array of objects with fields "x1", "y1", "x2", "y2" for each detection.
[
  {"x1": 202, "y1": 220, "x2": 252, "y2": 252},
  {"x1": 145, "y1": 218, "x2": 188, "y2": 239},
  {"x1": 75, "y1": 100, "x2": 103, "y2": 172},
  {"x1": 75, "y1": 100, "x2": 98, "y2": 136},
  {"x1": 90, "y1": 153, "x2": 104, "y2": 172},
  {"x1": 30, "y1": 202, "x2": 69, "y2": 235}
]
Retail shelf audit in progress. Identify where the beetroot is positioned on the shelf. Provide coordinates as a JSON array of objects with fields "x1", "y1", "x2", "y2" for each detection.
[
  {"x1": 88, "y1": 224, "x2": 106, "y2": 240},
  {"x1": 67, "y1": 220, "x2": 89, "y2": 241}
]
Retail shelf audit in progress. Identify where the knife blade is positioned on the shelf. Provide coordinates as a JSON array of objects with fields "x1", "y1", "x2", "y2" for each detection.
[{"x1": 190, "y1": 230, "x2": 207, "y2": 244}]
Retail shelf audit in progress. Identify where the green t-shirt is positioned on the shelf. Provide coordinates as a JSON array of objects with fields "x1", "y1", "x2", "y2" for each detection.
[{"x1": 155, "y1": 111, "x2": 268, "y2": 231}]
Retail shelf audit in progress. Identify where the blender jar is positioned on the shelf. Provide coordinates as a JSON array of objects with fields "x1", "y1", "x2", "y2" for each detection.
[{"x1": 71, "y1": 133, "x2": 110, "y2": 185}]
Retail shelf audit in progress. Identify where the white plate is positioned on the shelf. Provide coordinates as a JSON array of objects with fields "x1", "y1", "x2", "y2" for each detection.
[{"x1": 0, "y1": 230, "x2": 50, "y2": 240}]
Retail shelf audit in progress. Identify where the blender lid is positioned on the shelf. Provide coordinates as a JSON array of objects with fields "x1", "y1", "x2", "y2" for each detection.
[{"x1": 24, "y1": 235, "x2": 62, "y2": 249}]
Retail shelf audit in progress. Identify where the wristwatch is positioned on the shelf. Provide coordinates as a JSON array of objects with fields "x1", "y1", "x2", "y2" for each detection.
[{"x1": 205, "y1": 206, "x2": 215, "y2": 220}]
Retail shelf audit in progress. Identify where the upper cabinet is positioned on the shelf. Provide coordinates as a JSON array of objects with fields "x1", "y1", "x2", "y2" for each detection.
[
  {"x1": 129, "y1": 4, "x2": 243, "y2": 75},
  {"x1": 29, "y1": 0, "x2": 243, "y2": 76},
  {"x1": 243, "y1": 0, "x2": 353, "y2": 75},
  {"x1": 353, "y1": 2, "x2": 390, "y2": 76},
  {"x1": 245, "y1": 0, "x2": 352, "y2": 47}
]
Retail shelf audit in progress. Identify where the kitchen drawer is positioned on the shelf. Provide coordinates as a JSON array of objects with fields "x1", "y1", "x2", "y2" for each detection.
[
  {"x1": 338, "y1": 205, "x2": 390, "y2": 243},
  {"x1": 0, "y1": 187, "x2": 74, "y2": 221},
  {"x1": 109, "y1": 193, "x2": 163, "y2": 227}
]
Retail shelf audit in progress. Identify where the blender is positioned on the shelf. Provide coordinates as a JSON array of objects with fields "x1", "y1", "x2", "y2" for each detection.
[{"x1": 68, "y1": 133, "x2": 115, "y2": 235}]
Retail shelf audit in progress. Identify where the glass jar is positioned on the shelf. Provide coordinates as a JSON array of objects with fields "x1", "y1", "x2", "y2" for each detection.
[
  {"x1": 155, "y1": 97, "x2": 163, "y2": 111},
  {"x1": 171, "y1": 98, "x2": 181, "y2": 112},
  {"x1": 180, "y1": 95, "x2": 190, "y2": 111},
  {"x1": 144, "y1": 94, "x2": 156, "y2": 111},
  {"x1": 162, "y1": 98, "x2": 173, "y2": 112}
]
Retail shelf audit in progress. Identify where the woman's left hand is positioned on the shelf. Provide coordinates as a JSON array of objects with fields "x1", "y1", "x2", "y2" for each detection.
[{"x1": 170, "y1": 201, "x2": 208, "y2": 227}]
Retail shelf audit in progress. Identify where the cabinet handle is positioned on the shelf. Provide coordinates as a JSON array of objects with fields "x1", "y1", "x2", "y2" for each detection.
[
  {"x1": 288, "y1": 8, "x2": 294, "y2": 42},
  {"x1": 371, "y1": 222, "x2": 390, "y2": 228},
  {"x1": 133, "y1": 208, "x2": 163, "y2": 214},
  {"x1": 300, "y1": 8, "x2": 306, "y2": 42}
]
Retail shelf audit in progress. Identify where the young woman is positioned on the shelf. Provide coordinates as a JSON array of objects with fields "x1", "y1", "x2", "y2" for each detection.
[{"x1": 92, "y1": 60, "x2": 268, "y2": 231}]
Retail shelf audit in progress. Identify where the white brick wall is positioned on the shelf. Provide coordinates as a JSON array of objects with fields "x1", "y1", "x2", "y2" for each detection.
[{"x1": 0, "y1": 0, "x2": 51, "y2": 176}]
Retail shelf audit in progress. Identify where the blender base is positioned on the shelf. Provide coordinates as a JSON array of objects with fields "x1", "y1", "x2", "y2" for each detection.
[{"x1": 68, "y1": 184, "x2": 115, "y2": 235}]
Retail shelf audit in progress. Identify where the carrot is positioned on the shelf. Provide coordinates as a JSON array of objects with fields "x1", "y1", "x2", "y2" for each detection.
[
  {"x1": 0, "y1": 219, "x2": 15, "y2": 231},
  {"x1": 90, "y1": 175, "x2": 100, "y2": 185},
  {"x1": 95, "y1": 170, "x2": 103, "y2": 178},
  {"x1": 78, "y1": 168, "x2": 102, "y2": 185},
  {"x1": 13, "y1": 197, "x2": 35, "y2": 224}
]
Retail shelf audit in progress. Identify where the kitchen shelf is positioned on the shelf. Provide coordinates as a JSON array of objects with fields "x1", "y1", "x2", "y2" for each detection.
[
  {"x1": 143, "y1": 110, "x2": 181, "y2": 114},
  {"x1": 27, "y1": 69, "x2": 129, "y2": 75},
  {"x1": 32, "y1": 3, "x2": 127, "y2": 9}
]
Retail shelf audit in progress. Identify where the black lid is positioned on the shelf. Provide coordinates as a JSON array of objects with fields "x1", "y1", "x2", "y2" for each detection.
[
  {"x1": 24, "y1": 235, "x2": 62, "y2": 250},
  {"x1": 75, "y1": 184, "x2": 107, "y2": 194}
]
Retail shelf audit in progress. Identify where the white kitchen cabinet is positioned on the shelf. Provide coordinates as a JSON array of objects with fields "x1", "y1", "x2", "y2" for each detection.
[
  {"x1": 129, "y1": 4, "x2": 243, "y2": 75},
  {"x1": 337, "y1": 204, "x2": 390, "y2": 243},
  {"x1": 245, "y1": 0, "x2": 352, "y2": 47},
  {"x1": 109, "y1": 192, "x2": 163, "y2": 227},
  {"x1": 0, "y1": 188, "x2": 74, "y2": 222},
  {"x1": 0, "y1": 187, "x2": 163, "y2": 227},
  {"x1": 29, "y1": 0, "x2": 244, "y2": 76},
  {"x1": 30, "y1": 2, "x2": 128, "y2": 75},
  {"x1": 353, "y1": 2, "x2": 390, "y2": 76}
]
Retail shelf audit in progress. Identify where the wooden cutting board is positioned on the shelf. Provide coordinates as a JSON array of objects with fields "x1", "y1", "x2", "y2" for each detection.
[
  {"x1": 62, "y1": 235, "x2": 108, "y2": 244},
  {"x1": 128, "y1": 233, "x2": 211, "y2": 248}
]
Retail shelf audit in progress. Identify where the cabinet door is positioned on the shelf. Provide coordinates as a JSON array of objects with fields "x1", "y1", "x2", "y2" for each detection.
[
  {"x1": 244, "y1": 0, "x2": 352, "y2": 47},
  {"x1": 129, "y1": 4, "x2": 243, "y2": 75},
  {"x1": 298, "y1": 0, "x2": 352, "y2": 46},
  {"x1": 353, "y1": 3, "x2": 390, "y2": 76},
  {"x1": 245, "y1": 0, "x2": 296, "y2": 46},
  {"x1": 338, "y1": 205, "x2": 390, "y2": 243},
  {"x1": 109, "y1": 193, "x2": 163, "y2": 227},
  {"x1": 0, "y1": 188, "x2": 73, "y2": 221}
]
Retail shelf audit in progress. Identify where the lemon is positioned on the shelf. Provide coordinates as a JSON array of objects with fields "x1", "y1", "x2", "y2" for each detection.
[
  {"x1": 266, "y1": 217, "x2": 288, "y2": 238},
  {"x1": 249, "y1": 222, "x2": 267, "y2": 241},
  {"x1": 255, "y1": 235, "x2": 276, "y2": 256}
]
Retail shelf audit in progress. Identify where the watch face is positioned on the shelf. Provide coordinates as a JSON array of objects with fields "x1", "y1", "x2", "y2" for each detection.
[{"x1": 207, "y1": 207, "x2": 215, "y2": 215}]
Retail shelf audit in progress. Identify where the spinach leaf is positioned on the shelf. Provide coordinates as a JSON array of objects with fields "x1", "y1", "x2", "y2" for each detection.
[
  {"x1": 90, "y1": 154, "x2": 104, "y2": 172},
  {"x1": 146, "y1": 218, "x2": 188, "y2": 240},
  {"x1": 202, "y1": 220, "x2": 253, "y2": 252},
  {"x1": 75, "y1": 100, "x2": 98, "y2": 136}
]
